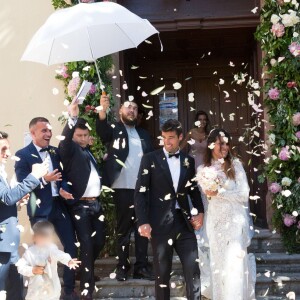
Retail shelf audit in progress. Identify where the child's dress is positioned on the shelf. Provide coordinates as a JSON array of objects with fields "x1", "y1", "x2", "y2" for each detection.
[{"x1": 17, "y1": 244, "x2": 72, "y2": 300}]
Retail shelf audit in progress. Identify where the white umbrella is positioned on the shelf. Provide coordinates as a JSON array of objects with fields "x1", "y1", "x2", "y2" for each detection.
[{"x1": 21, "y1": 1, "x2": 161, "y2": 86}]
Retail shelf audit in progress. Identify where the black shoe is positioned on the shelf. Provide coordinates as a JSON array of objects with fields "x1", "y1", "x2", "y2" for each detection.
[
  {"x1": 116, "y1": 267, "x2": 130, "y2": 281},
  {"x1": 63, "y1": 291, "x2": 80, "y2": 300},
  {"x1": 133, "y1": 267, "x2": 155, "y2": 281}
]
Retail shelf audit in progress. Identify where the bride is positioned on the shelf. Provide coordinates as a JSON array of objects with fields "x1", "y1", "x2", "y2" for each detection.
[{"x1": 197, "y1": 129, "x2": 256, "y2": 300}]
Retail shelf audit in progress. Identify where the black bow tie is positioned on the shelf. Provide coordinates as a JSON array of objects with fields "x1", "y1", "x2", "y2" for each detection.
[
  {"x1": 40, "y1": 147, "x2": 50, "y2": 152},
  {"x1": 168, "y1": 152, "x2": 180, "y2": 159}
]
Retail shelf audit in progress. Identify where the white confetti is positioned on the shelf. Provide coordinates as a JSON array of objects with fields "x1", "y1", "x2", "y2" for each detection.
[
  {"x1": 168, "y1": 239, "x2": 173, "y2": 245},
  {"x1": 122, "y1": 82, "x2": 128, "y2": 90},
  {"x1": 110, "y1": 273, "x2": 117, "y2": 279},
  {"x1": 173, "y1": 82, "x2": 182, "y2": 90},
  {"x1": 55, "y1": 135, "x2": 65, "y2": 141},
  {"x1": 52, "y1": 88, "x2": 59, "y2": 95}
]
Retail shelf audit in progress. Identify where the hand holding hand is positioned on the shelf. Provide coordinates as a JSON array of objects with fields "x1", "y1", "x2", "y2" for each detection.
[
  {"x1": 190, "y1": 213, "x2": 204, "y2": 230},
  {"x1": 138, "y1": 224, "x2": 152, "y2": 240},
  {"x1": 32, "y1": 266, "x2": 45, "y2": 275},
  {"x1": 68, "y1": 258, "x2": 81, "y2": 270},
  {"x1": 44, "y1": 169, "x2": 62, "y2": 182},
  {"x1": 59, "y1": 188, "x2": 74, "y2": 200},
  {"x1": 31, "y1": 163, "x2": 48, "y2": 179}
]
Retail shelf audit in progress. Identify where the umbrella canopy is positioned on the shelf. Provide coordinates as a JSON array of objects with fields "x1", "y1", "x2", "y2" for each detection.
[{"x1": 21, "y1": 2, "x2": 160, "y2": 66}]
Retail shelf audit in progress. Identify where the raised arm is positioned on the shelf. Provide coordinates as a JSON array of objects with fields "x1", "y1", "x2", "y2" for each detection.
[
  {"x1": 96, "y1": 95, "x2": 113, "y2": 143},
  {"x1": 0, "y1": 163, "x2": 47, "y2": 206},
  {"x1": 180, "y1": 129, "x2": 193, "y2": 150}
]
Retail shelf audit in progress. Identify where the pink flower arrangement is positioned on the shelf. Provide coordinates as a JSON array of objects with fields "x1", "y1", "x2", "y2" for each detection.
[
  {"x1": 296, "y1": 131, "x2": 300, "y2": 139},
  {"x1": 283, "y1": 214, "x2": 297, "y2": 227},
  {"x1": 278, "y1": 146, "x2": 290, "y2": 161},
  {"x1": 89, "y1": 84, "x2": 96, "y2": 94},
  {"x1": 289, "y1": 42, "x2": 300, "y2": 57},
  {"x1": 67, "y1": 76, "x2": 81, "y2": 98},
  {"x1": 61, "y1": 65, "x2": 69, "y2": 78},
  {"x1": 292, "y1": 112, "x2": 300, "y2": 126},
  {"x1": 271, "y1": 23, "x2": 285, "y2": 37},
  {"x1": 268, "y1": 88, "x2": 280, "y2": 100},
  {"x1": 269, "y1": 182, "x2": 282, "y2": 194}
]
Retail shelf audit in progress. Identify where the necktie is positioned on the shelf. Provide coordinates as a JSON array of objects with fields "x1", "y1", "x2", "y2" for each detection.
[
  {"x1": 83, "y1": 148, "x2": 100, "y2": 176},
  {"x1": 40, "y1": 147, "x2": 50, "y2": 153},
  {"x1": 168, "y1": 152, "x2": 180, "y2": 159}
]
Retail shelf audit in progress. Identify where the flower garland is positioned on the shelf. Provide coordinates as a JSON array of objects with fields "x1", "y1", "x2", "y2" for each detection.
[
  {"x1": 255, "y1": 0, "x2": 300, "y2": 253},
  {"x1": 52, "y1": 0, "x2": 117, "y2": 255}
]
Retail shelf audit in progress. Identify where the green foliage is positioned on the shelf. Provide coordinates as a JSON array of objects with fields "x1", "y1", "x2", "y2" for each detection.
[
  {"x1": 52, "y1": 0, "x2": 116, "y2": 255},
  {"x1": 255, "y1": 0, "x2": 300, "y2": 252}
]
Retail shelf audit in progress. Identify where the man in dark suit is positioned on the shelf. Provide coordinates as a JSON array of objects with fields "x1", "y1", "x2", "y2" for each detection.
[
  {"x1": 135, "y1": 119, "x2": 204, "y2": 300},
  {"x1": 96, "y1": 95, "x2": 154, "y2": 281},
  {"x1": 59, "y1": 102, "x2": 105, "y2": 300},
  {"x1": 15, "y1": 118, "x2": 78, "y2": 300},
  {"x1": 0, "y1": 131, "x2": 47, "y2": 300}
]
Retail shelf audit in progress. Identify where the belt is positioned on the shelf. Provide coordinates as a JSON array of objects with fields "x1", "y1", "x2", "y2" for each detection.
[{"x1": 80, "y1": 197, "x2": 98, "y2": 201}]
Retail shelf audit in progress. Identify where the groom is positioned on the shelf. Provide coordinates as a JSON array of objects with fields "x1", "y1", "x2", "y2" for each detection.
[{"x1": 135, "y1": 119, "x2": 204, "y2": 300}]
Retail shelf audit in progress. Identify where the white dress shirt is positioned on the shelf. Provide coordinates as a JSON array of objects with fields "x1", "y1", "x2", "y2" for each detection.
[
  {"x1": 82, "y1": 160, "x2": 101, "y2": 198},
  {"x1": 163, "y1": 148, "x2": 181, "y2": 209},
  {"x1": 33, "y1": 144, "x2": 58, "y2": 197},
  {"x1": 0, "y1": 164, "x2": 8, "y2": 186}
]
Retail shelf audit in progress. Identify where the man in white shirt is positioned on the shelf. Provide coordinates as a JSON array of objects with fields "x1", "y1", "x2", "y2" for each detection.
[{"x1": 59, "y1": 103, "x2": 105, "y2": 300}]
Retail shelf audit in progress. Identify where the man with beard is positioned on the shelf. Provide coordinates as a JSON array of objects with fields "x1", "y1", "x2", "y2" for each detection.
[{"x1": 96, "y1": 95, "x2": 154, "y2": 281}]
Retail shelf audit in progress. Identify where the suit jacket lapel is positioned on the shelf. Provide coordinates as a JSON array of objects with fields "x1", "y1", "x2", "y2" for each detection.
[
  {"x1": 28, "y1": 142, "x2": 43, "y2": 163},
  {"x1": 177, "y1": 152, "x2": 188, "y2": 192},
  {"x1": 155, "y1": 149, "x2": 175, "y2": 193}
]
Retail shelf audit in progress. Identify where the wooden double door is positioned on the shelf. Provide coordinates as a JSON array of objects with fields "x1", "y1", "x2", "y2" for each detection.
[{"x1": 122, "y1": 27, "x2": 267, "y2": 226}]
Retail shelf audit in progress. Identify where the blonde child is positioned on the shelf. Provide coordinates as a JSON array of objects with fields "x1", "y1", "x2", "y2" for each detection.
[{"x1": 17, "y1": 221, "x2": 80, "y2": 300}]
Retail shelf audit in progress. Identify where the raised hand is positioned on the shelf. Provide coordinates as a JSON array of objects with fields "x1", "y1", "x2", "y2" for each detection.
[
  {"x1": 68, "y1": 258, "x2": 81, "y2": 270},
  {"x1": 68, "y1": 99, "x2": 80, "y2": 118},
  {"x1": 18, "y1": 193, "x2": 30, "y2": 207},
  {"x1": 31, "y1": 163, "x2": 49, "y2": 179},
  {"x1": 98, "y1": 94, "x2": 110, "y2": 120},
  {"x1": 138, "y1": 223, "x2": 152, "y2": 240},
  {"x1": 44, "y1": 169, "x2": 62, "y2": 182}
]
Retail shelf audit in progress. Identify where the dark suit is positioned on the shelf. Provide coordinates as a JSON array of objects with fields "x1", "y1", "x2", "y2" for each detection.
[
  {"x1": 135, "y1": 149, "x2": 204, "y2": 300},
  {"x1": 15, "y1": 142, "x2": 77, "y2": 295},
  {"x1": 96, "y1": 118, "x2": 153, "y2": 272},
  {"x1": 0, "y1": 173, "x2": 40, "y2": 300},
  {"x1": 59, "y1": 120, "x2": 105, "y2": 295}
]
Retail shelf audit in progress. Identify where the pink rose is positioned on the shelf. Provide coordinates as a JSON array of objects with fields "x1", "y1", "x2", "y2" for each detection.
[
  {"x1": 269, "y1": 182, "x2": 282, "y2": 194},
  {"x1": 283, "y1": 214, "x2": 296, "y2": 227},
  {"x1": 268, "y1": 88, "x2": 280, "y2": 100},
  {"x1": 287, "y1": 81, "x2": 297, "y2": 88},
  {"x1": 292, "y1": 112, "x2": 300, "y2": 126},
  {"x1": 296, "y1": 131, "x2": 300, "y2": 139},
  {"x1": 289, "y1": 42, "x2": 300, "y2": 57},
  {"x1": 278, "y1": 147, "x2": 290, "y2": 161},
  {"x1": 67, "y1": 77, "x2": 81, "y2": 98},
  {"x1": 271, "y1": 23, "x2": 285, "y2": 37},
  {"x1": 62, "y1": 65, "x2": 69, "y2": 79}
]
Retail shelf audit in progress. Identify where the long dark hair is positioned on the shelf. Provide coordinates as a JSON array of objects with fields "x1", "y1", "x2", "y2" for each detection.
[
  {"x1": 195, "y1": 110, "x2": 210, "y2": 134},
  {"x1": 203, "y1": 128, "x2": 236, "y2": 180}
]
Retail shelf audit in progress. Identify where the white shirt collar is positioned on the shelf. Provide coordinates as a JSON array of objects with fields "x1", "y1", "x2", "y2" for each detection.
[
  {"x1": 163, "y1": 147, "x2": 180, "y2": 157},
  {"x1": 33, "y1": 143, "x2": 43, "y2": 152}
]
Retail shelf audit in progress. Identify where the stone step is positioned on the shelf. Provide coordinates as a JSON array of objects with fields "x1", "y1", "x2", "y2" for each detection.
[
  {"x1": 93, "y1": 272, "x2": 300, "y2": 299},
  {"x1": 61, "y1": 252, "x2": 300, "y2": 278},
  {"x1": 129, "y1": 229, "x2": 285, "y2": 256}
]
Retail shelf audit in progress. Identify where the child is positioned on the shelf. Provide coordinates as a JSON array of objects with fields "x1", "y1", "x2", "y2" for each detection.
[{"x1": 17, "y1": 221, "x2": 80, "y2": 300}]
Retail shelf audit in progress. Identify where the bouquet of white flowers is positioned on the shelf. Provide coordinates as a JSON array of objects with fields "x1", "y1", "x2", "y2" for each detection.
[{"x1": 196, "y1": 165, "x2": 225, "y2": 195}]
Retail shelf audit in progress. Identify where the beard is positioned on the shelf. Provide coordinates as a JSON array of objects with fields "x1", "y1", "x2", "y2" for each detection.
[{"x1": 121, "y1": 113, "x2": 137, "y2": 126}]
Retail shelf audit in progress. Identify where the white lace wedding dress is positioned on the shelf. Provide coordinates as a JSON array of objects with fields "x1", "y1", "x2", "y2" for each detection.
[{"x1": 197, "y1": 159, "x2": 256, "y2": 300}]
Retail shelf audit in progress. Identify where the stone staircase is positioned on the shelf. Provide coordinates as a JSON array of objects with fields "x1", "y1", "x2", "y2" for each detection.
[{"x1": 60, "y1": 229, "x2": 300, "y2": 299}]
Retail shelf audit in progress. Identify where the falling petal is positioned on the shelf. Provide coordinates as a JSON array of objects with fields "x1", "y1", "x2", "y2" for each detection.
[
  {"x1": 150, "y1": 85, "x2": 165, "y2": 95},
  {"x1": 131, "y1": 65, "x2": 139, "y2": 69},
  {"x1": 173, "y1": 82, "x2": 182, "y2": 90},
  {"x1": 52, "y1": 88, "x2": 59, "y2": 95},
  {"x1": 56, "y1": 135, "x2": 65, "y2": 141}
]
